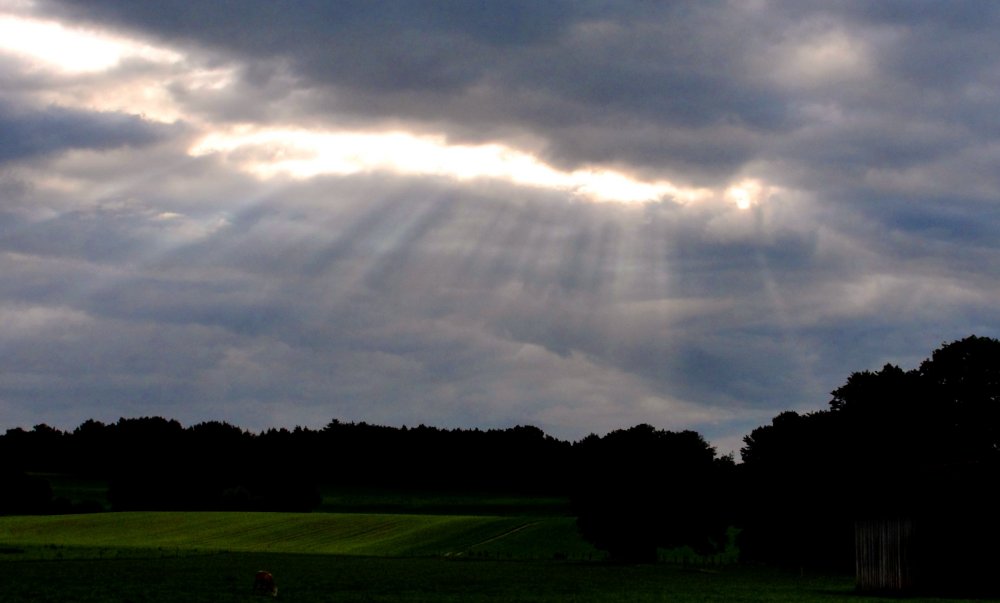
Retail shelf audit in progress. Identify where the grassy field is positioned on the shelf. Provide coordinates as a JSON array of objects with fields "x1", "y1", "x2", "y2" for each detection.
[
  {"x1": 0, "y1": 512, "x2": 982, "y2": 602},
  {"x1": 0, "y1": 511, "x2": 595, "y2": 559}
]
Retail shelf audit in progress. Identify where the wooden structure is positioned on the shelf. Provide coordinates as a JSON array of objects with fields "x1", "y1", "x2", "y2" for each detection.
[{"x1": 855, "y1": 518, "x2": 913, "y2": 593}]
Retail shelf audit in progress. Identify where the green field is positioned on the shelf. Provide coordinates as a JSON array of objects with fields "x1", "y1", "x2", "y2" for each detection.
[
  {"x1": 0, "y1": 512, "x2": 982, "y2": 602},
  {"x1": 0, "y1": 511, "x2": 596, "y2": 559}
]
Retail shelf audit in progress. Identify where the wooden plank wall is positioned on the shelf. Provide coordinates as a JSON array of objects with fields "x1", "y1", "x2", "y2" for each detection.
[{"x1": 855, "y1": 518, "x2": 913, "y2": 592}]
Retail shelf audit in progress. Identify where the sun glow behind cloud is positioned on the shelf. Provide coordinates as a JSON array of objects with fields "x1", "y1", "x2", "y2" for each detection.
[
  {"x1": 190, "y1": 127, "x2": 716, "y2": 204},
  {"x1": 0, "y1": 11, "x2": 181, "y2": 72},
  {"x1": 725, "y1": 179, "x2": 777, "y2": 210},
  {"x1": 0, "y1": 5, "x2": 768, "y2": 208},
  {"x1": 0, "y1": 6, "x2": 199, "y2": 121}
]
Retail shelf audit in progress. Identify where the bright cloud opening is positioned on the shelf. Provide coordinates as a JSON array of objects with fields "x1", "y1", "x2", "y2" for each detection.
[
  {"x1": 190, "y1": 127, "x2": 715, "y2": 205},
  {"x1": 0, "y1": 12, "x2": 181, "y2": 73},
  {"x1": 0, "y1": 8, "x2": 730, "y2": 207},
  {"x1": 725, "y1": 179, "x2": 777, "y2": 210},
  {"x1": 0, "y1": 7, "x2": 235, "y2": 122},
  {"x1": 0, "y1": 6, "x2": 772, "y2": 211}
]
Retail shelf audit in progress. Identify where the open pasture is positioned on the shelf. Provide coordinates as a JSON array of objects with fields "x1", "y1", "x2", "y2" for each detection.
[{"x1": 0, "y1": 511, "x2": 588, "y2": 558}]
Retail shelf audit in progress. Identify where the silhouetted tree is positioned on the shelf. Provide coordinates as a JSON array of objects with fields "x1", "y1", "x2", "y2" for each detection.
[
  {"x1": 737, "y1": 410, "x2": 854, "y2": 569},
  {"x1": 738, "y1": 335, "x2": 1000, "y2": 586},
  {"x1": 919, "y1": 335, "x2": 1000, "y2": 461},
  {"x1": 69, "y1": 419, "x2": 112, "y2": 476},
  {"x1": 573, "y1": 425, "x2": 728, "y2": 563},
  {"x1": 107, "y1": 417, "x2": 189, "y2": 510}
]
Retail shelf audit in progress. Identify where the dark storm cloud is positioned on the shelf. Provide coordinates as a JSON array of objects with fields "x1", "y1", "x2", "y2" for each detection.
[{"x1": 0, "y1": 102, "x2": 169, "y2": 163}]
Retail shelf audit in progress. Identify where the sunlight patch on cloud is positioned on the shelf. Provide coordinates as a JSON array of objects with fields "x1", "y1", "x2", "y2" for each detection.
[
  {"x1": 0, "y1": 7, "x2": 222, "y2": 122},
  {"x1": 29, "y1": 62, "x2": 237, "y2": 123},
  {"x1": 724, "y1": 178, "x2": 779, "y2": 210},
  {"x1": 0, "y1": 11, "x2": 181, "y2": 73},
  {"x1": 765, "y1": 26, "x2": 876, "y2": 90},
  {"x1": 190, "y1": 127, "x2": 715, "y2": 204},
  {"x1": 154, "y1": 212, "x2": 184, "y2": 221}
]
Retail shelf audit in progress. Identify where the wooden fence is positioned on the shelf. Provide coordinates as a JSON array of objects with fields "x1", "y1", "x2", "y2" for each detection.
[{"x1": 855, "y1": 518, "x2": 913, "y2": 592}]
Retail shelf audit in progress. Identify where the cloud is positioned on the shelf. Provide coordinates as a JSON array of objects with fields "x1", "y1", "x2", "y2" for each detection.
[
  {"x1": 40, "y1": 2, "x2": 788, "y2": 172},
  {"x1": 0, "y1": 102, "x2": 171, "y2": 163},
  {"x1": 2, "y1": 1, "x2": 1000, "y2": 456},
  {"x1": 40, "y1": 0, "x2": 1000, "y2": 205}
]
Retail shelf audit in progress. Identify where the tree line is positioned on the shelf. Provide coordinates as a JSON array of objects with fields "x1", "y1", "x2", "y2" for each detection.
[
  {"x1": 1, "y1": 420, "x2": 574, "y2": 513},
  {"x1": 737, "y1": 335, "x2": 1000, "y2": 593},
  {"x1": 2, "y1": 335, "x2": 998, "y2": 578}
]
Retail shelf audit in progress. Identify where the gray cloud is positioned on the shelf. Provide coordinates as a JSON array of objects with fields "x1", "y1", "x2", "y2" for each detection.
[{"x1": 0, "y1": 102, "x2": 171, "y2": 163}]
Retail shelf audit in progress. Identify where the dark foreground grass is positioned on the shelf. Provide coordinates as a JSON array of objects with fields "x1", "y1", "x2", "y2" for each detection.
[
  {"x1": 0, "y1": 548, "x2": 850, "y2": 603},
  {"x1": 0, "y1": 547, "x2": 985, "y2": 603}
]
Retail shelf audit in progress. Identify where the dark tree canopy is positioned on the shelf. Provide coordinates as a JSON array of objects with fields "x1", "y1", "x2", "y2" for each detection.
[
  {"x1": 738, "y1": 335, "x2": 1000, "y2": 591},
  {"x1": 919, "y1": 335, "x2": 1000, "y2": 458},
  {"x1": 0, "y1": 470, "x2": 53, "y2": 515},
  {"x1": 572, "y1": 425, "x2": 730, "y2": 562},
  {"x1": 0, "y1": 417, "x2": 573, "y2": 514}
]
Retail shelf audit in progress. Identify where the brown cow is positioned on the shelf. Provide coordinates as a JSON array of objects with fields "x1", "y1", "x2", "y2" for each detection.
[{"x1": 253, "y1": 570, "x2": 277, "y2": 596}]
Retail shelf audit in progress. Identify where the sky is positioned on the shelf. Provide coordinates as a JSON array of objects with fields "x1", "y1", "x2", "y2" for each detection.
[{"x1": 2, "y1": 0, "x2": 999, "y2": 455}]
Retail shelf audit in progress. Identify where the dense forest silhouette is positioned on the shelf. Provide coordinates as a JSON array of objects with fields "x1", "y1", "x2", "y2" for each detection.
[
  {"x1": 738, "y1": 335, "x2": 1000, "y2": 594},
  {"x1": 2, "y1": 335, "x2": 998, "y2": 591}
]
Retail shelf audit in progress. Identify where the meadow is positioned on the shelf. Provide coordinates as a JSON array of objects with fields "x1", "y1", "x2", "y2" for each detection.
[
  {"x1": 0, "y1": 511, "x2": 984, "y2": 603},
  {"x1": 0, "y1": 511, "x2": 594, "y2": 559}
]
